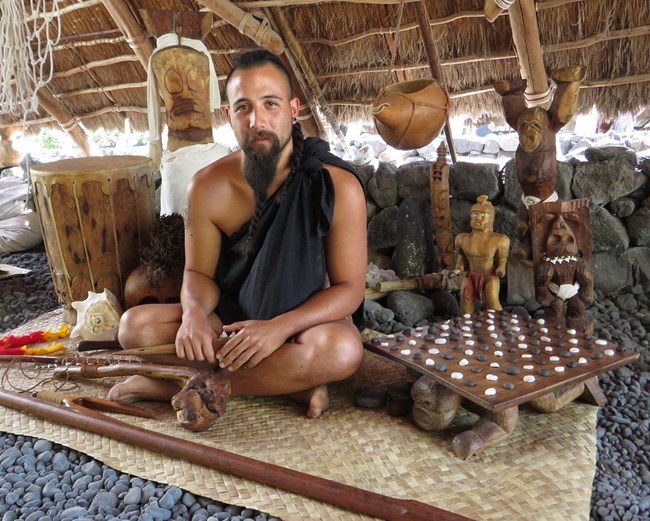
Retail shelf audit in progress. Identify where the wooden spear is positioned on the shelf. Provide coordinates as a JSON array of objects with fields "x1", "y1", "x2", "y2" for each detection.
[{"x1": 0, "y1": 389, "x2": 474, "y2": 521}]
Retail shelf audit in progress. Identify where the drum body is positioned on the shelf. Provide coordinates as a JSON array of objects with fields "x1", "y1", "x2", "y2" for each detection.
[{"x1": 31, "y1": 156, "x2": 155, "y2": 323}]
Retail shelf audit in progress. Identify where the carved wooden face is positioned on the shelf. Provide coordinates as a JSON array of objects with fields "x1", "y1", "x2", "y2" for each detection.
[
  {"x1": 470, "y1": 204, "x2": 494, "y2": 232},
  {"x1": 517, "y1": 107, "x2": 548, "y2": 153},
  {"x1": 152, "y1": 47, "x2": 212, "y2": 132},
  {"x1": 543, "y1": 212, "x2": 579, "y2": 257}
]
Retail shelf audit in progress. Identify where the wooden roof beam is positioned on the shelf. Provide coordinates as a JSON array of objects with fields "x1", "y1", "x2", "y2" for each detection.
[
  {"x1": 268, "y1": 6, "x2": 350, "y2": 155},
  {"x1": 196, "y1": 0, "x2": 284, "y2": 54},
  {"x1": 100, "y1": 0, "x2": 154, "y2": 69},
  {"x1": 36, "y1": 87, "x2": 92, "y2": 157}
]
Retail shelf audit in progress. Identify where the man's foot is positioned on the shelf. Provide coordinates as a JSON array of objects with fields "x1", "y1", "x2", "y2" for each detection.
[
  {"x1": 108, "y1": 375, "x2": 181, "y2": 404},
  {"x1": 289, "y1": 385, "x2": 330, "y2": 418}
]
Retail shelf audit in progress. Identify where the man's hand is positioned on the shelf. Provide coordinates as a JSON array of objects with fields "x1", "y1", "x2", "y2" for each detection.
[
  {"x1": 176, "y1": 309, "x2": 221, "y2": 364},
  {"x1": 218, "y1": 320, "x2": 289, "y2": 371}
]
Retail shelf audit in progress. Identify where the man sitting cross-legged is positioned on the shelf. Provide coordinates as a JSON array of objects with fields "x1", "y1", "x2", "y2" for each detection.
[{"x1": 109, "y1": 49, "x2": 367, "y2": 420}]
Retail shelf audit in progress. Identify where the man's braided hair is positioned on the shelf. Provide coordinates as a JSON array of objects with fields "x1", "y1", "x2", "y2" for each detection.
[{"x1": 227, "y1": 49, "x2": 305, "y2": 255}]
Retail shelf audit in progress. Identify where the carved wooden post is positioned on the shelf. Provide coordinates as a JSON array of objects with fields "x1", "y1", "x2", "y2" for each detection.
[{"x1": 430, "y1": 143, "x2": 455, "y2": 271}]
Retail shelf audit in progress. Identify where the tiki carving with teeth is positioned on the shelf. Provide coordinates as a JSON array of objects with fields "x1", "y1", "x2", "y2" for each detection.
[{"x1": 529, "y1": 198, "x2": 593, "y2": 332}]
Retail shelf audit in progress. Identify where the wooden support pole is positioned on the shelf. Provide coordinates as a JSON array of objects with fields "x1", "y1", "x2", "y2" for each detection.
[
  {"x1": 100, "y1": 0, "x2": 154, "y2": 69},
  {"x1": 269, "y1": 6, "x2": 351, "y2": 155},
  {"x1": 196, "y1": 0, "x2": 284, "y2": 55},
  {"x1": 36, "y1": 87, "x2": 92, "y2": 157},
  {"x1": 413, "y1": 0, "x2": 457, "y2": 163},
  {"x1": 0, "y1": 389, "x2": 474, "y2": 521},
  {"x1": 507, "y1": 0, "x2": 550, "y2": 108}
]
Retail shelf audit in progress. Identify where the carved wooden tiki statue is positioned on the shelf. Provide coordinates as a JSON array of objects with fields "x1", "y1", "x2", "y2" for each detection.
[{"x1": 529, "y1": 198, "x2": 593, "y2": 332}]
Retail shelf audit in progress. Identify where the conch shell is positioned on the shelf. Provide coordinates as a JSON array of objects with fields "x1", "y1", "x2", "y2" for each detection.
[
  {"x1": 71, "y1": 289, "x2": 123, "y2": 341},
  {"x1": 372, "y1": 79, "x2": 450, "y2": 150}
]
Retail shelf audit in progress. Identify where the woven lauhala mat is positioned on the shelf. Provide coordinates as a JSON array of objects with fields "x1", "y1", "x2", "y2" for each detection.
[{"x1": 0, "y1": 310, "x2": 598, "y2": 521}]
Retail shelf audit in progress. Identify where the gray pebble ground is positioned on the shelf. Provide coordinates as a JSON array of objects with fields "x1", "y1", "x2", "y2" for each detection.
[{"x1": 1, "y1": 246, "x2": 649, "y2": 521}]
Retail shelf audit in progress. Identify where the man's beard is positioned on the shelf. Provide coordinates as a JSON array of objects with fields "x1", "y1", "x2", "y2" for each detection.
[{"x1": 242, "y1": 130, "x2": 289, "y2": 202}]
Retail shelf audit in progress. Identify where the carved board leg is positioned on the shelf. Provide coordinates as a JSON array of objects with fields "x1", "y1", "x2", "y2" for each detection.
[
  {"x1": 529, "y1": 382, "x2": 585, "y2": 413},
  {"x1": 580, "y1": 376, "x2": 607, "y2": 406},
  {"x1": 452, "y1": 406, "x2": 519, "y2": 460},
  {"x1": 411, "y1": 376, "x2": 462, "y2": 431}
]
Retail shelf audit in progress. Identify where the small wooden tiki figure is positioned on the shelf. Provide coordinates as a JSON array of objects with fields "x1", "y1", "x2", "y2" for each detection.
[
  {"x1": 529, "y1": 198, "x2": 593, "y2": 332},
  {"x1": 454, "y1": 195, "x2": 510, "y2": 314},
  {"x1": 430, "y1": 142, "x2": 455, "y2": 271},
  {"x1": 495, "y1": 66, "x2": 585, "y2": 263}
]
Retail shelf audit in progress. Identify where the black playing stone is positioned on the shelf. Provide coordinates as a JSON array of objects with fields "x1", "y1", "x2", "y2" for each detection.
[
  {"x1": 536, "y1": 359, "x2": 547, "y2": 365},
  {"x1": 371, "y1": 337, "x2": 380, "y2": 344},
  {"x1": 477, "y1": 354, "x2": 488, "y2": 362},
  {"x1": 452, "y1": 344, "x2": 462, "y2": 351},
  {"x1": 557, "y1": 341, "x2": 566, "y2": 347},
  {"x1": 428, "y1": 325, "x2": 437, "y2": 335},
  {"x1": 503, "y1": 382, "x2": 515, "y2": 390},
  {"x1": 395, "y1": 335, "x2": 405, "y2": 342},
  {"x1": 480, "y1": 344, "x2": 490, "y2": 351},
  {"x1": 583, "y1": 335, "x2": 593, "y2": 340},
  {"x1": 566, "y1": 361, "x2": 577, "y2": 368},
  {"x1": 389, "y1": 345, "x2": 398, "y2": 351},
  {"x1": 531, "y1": 347, "x2": 541, "y2": 355},
  {"x1": 424, "y1": 334, "x2": 435, "y2": 341},
  {"x1": 467, "y1": 380, "x2": 477, "y2": 387},
  {"x1": 530, "y1": 339, "x2": 540, "y2": 346},
  {"x1": 539, "y1": 368, "x2": 551, "y2": 377},
  {"x1": 508, "y1": 348, "x2": 517, "y2": 353},
  {"x1": 471, "y1": 367, "x2": 482, "y2": 374},
  {"x1": 477, "y1": 336, "x2": 487, "y2": 342},
  {"x1": 560, "y1": 351, "x2": 571, "y2": 358},
  {"x1": 412, "y1": 352, "x2": 422, "y2": 361},
  {"x1": 403, "y1": 328, "x2": 412, "y2": 335},
  {"x1": 420, "y1": 344, "x2": 428, "y2": 350},
  {"x1": 583, "y1": 343, "x2": 593, "y2": 350},
  {"x1": 592, "y1": 353, "x2": 602, "y2": 360},
  {"x1": 437, "y1": 364, "x2": 447, "y2": 372},
  {"x1": 505, "y1": 367, "x2": 520, "y2": 375},
  {"x1": 443, "y1": 354, "x2": 454, "y2": 360},
  {"x1": 507, "y1": 357, "x2": 518, "y2": 364},
  {"x1": 449, "y1": 334, "x2": 460, "y2": 341}
]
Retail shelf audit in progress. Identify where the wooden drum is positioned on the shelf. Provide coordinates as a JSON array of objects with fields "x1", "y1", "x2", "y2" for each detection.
[{"x1": 31, "y1": 156, "x2": 155, "y2": 323}]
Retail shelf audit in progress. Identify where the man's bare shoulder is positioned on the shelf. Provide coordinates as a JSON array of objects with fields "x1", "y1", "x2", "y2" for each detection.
[
  {"x1": 323, "y1": 163, "x2": 363, "y2": 193},
  {"x1": 192, "y1": 150, "x2": 243, "y2": 188}
]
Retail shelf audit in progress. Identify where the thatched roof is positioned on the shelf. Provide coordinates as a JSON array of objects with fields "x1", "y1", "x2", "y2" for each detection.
[{"x1": 1, "y1": 0, "x2": 648, "y2": 148}]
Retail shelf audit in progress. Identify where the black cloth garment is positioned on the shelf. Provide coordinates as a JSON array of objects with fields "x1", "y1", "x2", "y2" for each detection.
[{"x1": 215, "y1": 137, "x2": 361, "y2": 324}]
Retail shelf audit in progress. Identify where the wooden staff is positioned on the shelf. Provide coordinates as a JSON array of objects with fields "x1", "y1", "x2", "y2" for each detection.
[{"x1": 0, "y1": 389, "x2": 474, "y2": 521}]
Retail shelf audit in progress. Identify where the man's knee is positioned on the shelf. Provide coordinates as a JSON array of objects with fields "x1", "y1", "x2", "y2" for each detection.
[{"x1": 325, "y1": 325, "x2": 364, "y2": 379}]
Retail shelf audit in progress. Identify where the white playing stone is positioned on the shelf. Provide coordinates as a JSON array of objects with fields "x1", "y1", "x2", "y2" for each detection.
[
  {"x1": 462, "y1": 326, "x2": 471, "y2": 332},
  {"x1": 381, "y1": 342, "x2": 389, "y2": 347},
  {"x1": 567, "y1": 329, "x2": 577, "y2": 335},
  {"x1": 451, "y1": 372, "x2": 463, "y2": 380},
  {"x1": 537, "y1": 318, "x2": 545, "y2": 325},
  {"x1": 490, "y1": 362, "x2": 500, "y2": 368},
  {"x1": 440, "y1": 332, "x2": 449, "y2": 337},
  {"x1": 604, "y1": 349, "x2": 615, "y2": 356},
  {"x1": 554, "y1": 366, "x2": 565, "y2": 373},
  {"x1": 570, "y1": 347, "x2": 580, "y2": 354},
  {"x1": 413, "y1": 332, "x2": 422, "y2": 338},
  {"x1": 441, "y1": 324, "x2": 450, "y2": 331},
  {"x1": 523, "y1": 375, "x2": 536, "y2": 383},
  {"x1": 408, "y1": 339, "x2": 417, "y2": 345},
  {"x1": 545, "y1": 346, "x2": 554, "y2": 352},
  {"x1": 463, "y1": 313, "x2": 472, "y2": 319},
  {"x1": 494, "y1": 350, "x2": 503, "y2": 357},
  {"x1": 596, "y1": 339, "x2": 608, "y2": 345},
  {"x1": 521, "y1": 354, "x2": 532, "y2": 359},
  {"x1": 540, "y1": 327, "x2": 548, "y2": 333},
  {"x1": 486, "y1": 374, "x2": 498, "y2": 381},
  {"x1": 485, "y1": 388, "x2": 497, "y2": 396},
  {"x1": 541, "y1": 336, "x2": 551, "y2": 342},
  {"x1": 435, "y1": 338, "x2": 447, "y2": 344},
  {"x1": 490, "y1": 333, "x2": 498, "y2": 339},
  {"x1": 465, "y1": 340, "x2": 475, "y2": 346},
  {"x1": 428, "y1": 348, "x2": 440, "y2": 355},
  {"x1": 549, "y1": 356, "x2": 560, "y2": 362},
  {"x1": 386, "y1": 334, "x2": 395, "y2": 338},
  {"x1": 569, "y1": 338, "x2": 579, "y2": 344},
  {"x1": 425, "y1": 358, "x2": 435, "y2": 366},
  {"x1": 517, "y1": 343, "x2": 527, "y2": 349},
  {"x1": 459, "y1": 358, "x2": 469, "y2": 366},
  {"x1": 464, "y1": 349, "x2": 474, "y2": 355},
  {"x1": 518, "y1": 335, "x2": 526, "y2": 341},
  {"x1": 512, "y1": 326, "x2": 521, "y2": 332},
  {"x1": 495, "y1": 341, "x2": 502, "y2": 347},
  {"x1": 578, "y1": 357, "x2": 588, "y2": 364},
  {"x1": 401, "y1": 349, "x2": 411, "y2": 355},
  {"x1": 488, "y1": 325, "x2": 495, "y2": 331},
  {"x1": 523, "y1": 364, "x2": 534, "y2": 370}
]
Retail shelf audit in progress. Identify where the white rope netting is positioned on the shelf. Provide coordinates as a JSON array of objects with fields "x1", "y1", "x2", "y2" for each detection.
[{"x1": 0, "y1": 0, "x2": 62, "y2": 118}]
